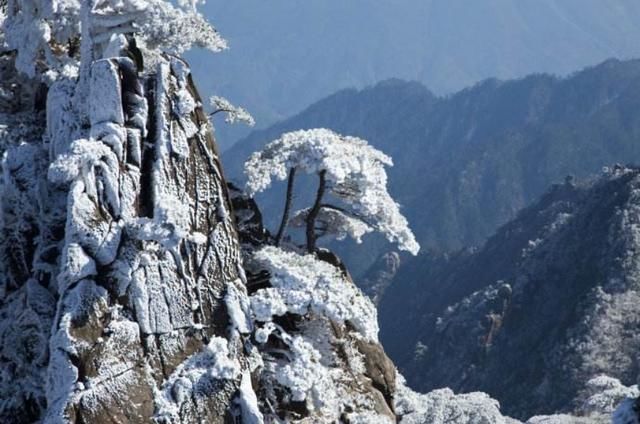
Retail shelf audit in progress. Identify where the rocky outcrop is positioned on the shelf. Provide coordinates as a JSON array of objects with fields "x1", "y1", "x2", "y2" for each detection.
[
  {"x1": 0, "y1": 29, "x2": 254, "y2": 421},
  {"x1": 0, "y1": 26, "x2": 420, "y2": 424},
  {"x1": 232, "y1": 190, "x2": 400, "y2": 423}
]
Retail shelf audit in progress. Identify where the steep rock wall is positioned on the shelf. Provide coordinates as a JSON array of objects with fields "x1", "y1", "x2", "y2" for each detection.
[{"x1": 0, "y1": 41, "x2": 253, "y2": 422}]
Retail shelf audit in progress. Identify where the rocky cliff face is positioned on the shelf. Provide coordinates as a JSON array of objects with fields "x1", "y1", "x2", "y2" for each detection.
[
  {"x1": 0, "y1": 35, "x2": 255, "y2": 422},
  {"x1": 0, "y1": 32, "x2": 530, "y2": 422},
  {"x1": 380, "y1": 168, "x2": 640, "y2": 419},
  {"x1": 3, "y1": 2, "x2": 638, "y2": 423},
  {"x1": 0, "y1": 8, "x2": 417, "y2": 423}
]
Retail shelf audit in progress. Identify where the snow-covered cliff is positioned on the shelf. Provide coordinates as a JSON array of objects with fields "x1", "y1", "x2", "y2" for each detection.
[{"x1": 1, "y1": 1, "x2": 637, "y2": 423}]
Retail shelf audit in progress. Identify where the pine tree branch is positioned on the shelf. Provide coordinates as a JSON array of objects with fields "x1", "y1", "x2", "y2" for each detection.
[
  {"x1": 319, "y1": 203, "x2": 375, "y2": 227},
  {"x1": 208, "y1": 108, "x2": 233, "y2": 117}
]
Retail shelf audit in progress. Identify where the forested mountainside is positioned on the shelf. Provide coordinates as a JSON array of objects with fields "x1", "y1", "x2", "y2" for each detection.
[
  {"x1": 379, "y1": 167, "x2": 640, "y2": 419},
  {"x1": 224, "y1": 58, "x2": 640, "y2": 277},
  {"x1": 189, "y1": 0, "x2": 640, "y2": 149}
]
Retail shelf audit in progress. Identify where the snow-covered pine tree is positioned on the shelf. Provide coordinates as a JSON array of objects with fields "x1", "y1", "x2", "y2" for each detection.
[
  {"x1": 244, "y1": 128, "x2": 420, "y2": 255},
  {"x1": 208, "y1": 95, "x2": 255, "y2": 127}
]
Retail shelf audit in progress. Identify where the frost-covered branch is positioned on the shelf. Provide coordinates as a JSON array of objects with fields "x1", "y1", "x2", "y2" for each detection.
[
  {"x1": 208, "y1": 95, "x2": 255, "y2": 126},
  {"x1": 2, "y1": 0, "x2": 226, "y2": 80},
  {"x1": 290, "y1": 207, "x2": 373, "y2": 244}
]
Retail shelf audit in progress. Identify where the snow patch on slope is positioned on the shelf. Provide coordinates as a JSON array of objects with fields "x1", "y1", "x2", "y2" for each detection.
[{"x1": 250, "y1": 246, "x2": 379, "y2": 341}]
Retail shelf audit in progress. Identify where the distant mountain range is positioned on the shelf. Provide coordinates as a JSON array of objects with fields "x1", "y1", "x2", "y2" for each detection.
[
  {"x1": 224, "y1": 58, "x2": 640, "y2": 277},
  {"x1": 189, "y1": 0, "x2": 640, "y2": 149},
  {"x1": 378, "y1": 167, "x2": 640, "y2": 418}
]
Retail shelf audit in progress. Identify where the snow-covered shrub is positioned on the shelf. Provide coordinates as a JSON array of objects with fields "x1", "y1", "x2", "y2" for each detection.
[
  {"x1": 209, "y1": 96, "x2": 255, "y2": 126},
  {"x1": 580, "y1": 375, "x2": 639, "y2": 416},
  {"x1": 243, "y1": 244, "x2": 400, "y2": 421},
  {"x1": 250, "y1": 246, "x2": 379, "y2": 342},
  {"x1": 395, "y1": 374, "x2": 516, "y2": 424},
  {"x1": 1, "y1": 0, "x2": 225, "y2": 79}
]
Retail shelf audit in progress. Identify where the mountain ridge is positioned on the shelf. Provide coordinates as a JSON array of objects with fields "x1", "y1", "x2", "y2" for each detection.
[
  {"x1": 190, "y1": 0, "x2": 640, "y2": 149},
  {"x1": 224, "y1": 58, "x2": 640, "y2": 277},
  {"x1": 379, "y1": 166, "x2": 640, "y2": 418}
]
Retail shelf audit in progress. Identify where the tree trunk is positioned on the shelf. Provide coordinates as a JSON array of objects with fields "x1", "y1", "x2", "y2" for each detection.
[
  {"x1": 306, "y1": 170, "x2": 326, "y2": 253},
  {"x1": 275, "y1": 167, "x2": 296, "y2": 246}
]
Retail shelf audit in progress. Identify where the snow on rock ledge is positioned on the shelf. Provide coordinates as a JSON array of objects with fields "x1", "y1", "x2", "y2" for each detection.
[{"x1": 250, "y1": 246, "x2": 380, "y2": 341}]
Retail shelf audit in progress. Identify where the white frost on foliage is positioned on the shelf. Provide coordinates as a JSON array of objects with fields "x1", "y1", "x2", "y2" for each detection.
[
  {"x1": 88, "y1": 0, "x2": 227, "y2": 55},
  {"x1": 273, "y1": 335, "x2": 327, "y2": 402},
  {"x1": 247, "y1": 245, "x2": 401, "y2": 421},
  {"x1": 133, "y1": 0, "x2": 227, "y2": 54},
  {"x1": 259, "y1": 324, "x2": 368, "y2": 419},
  {"x1": 259, "y1": 316, "x2": 400, "y2": 421},
  {"x1": 395, "y1": 375, "x2": 517, "y2": 424},
  {"x1": 2, "y1": 0, "x2": 81, "y2": 78},
  {"x1": 250, "y1": 246, "x2": 379, "y2": 341},
  {"x1": 245, "y1": 129, "x2": 391, "y2": 194},
  {"x1": 49, "y1": 138, "x2": 118, "y2": 187},
  {"x1": 209, "y1": 96, "x2": 255, "y2": 126},
  {"x1": 254, "y1": 321, "x2": 277, "y2": 344},
  {"x1": 580, "y1": 375, "x2": 640, "y2": 416},
  {"x1": 244, "y1": 128, "x2": 419, "y2": 254},
  {"x1": 290, "y1": 207, "x2": 373, "y2": 243},
  {"x1": 2, "y1": 0, "x2": 225, "y2": 80}
]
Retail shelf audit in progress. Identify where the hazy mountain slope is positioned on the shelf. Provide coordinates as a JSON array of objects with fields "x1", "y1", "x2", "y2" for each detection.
[
  {"x1": 224, "y1": 59, "x2": 640, "y2": 277},
  {"x1": 379, "y1": 168, "x2": 640, "y2": 418},
  {"x1": 188, "y1": 0, "x2": 640, "y2": 149}
]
